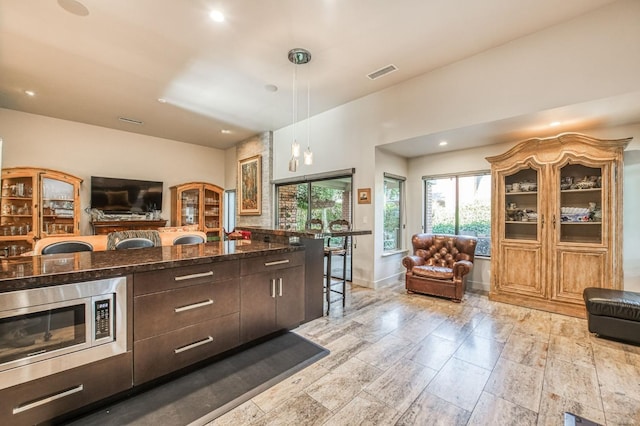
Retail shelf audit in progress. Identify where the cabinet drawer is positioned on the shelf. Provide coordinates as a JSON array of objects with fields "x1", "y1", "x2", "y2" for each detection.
[
  {"x1": 0, "y1": 352, "x2": 132, "y2": 426},
  {"x1": 134, "y1": 279, "x2": 239, "y2": 340},
  {"x1": 134, "y1": 260, "x2": 239, "y2": 295},
  {"x1": 134, "y1": 313, "x2": 239, "y2": 385},
  {"x1": 240, "y1": 251, "x2": 304, "y2": 276}
]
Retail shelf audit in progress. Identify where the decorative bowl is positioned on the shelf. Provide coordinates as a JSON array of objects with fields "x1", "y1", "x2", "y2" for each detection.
[{"x1": 575, "y1": 180, "x2": 596, "y2": 189}]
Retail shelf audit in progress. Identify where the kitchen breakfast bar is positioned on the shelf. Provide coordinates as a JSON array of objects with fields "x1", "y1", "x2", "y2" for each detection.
[{"x1": 0, "y1": 240, "x2": 309, "y2": 425}]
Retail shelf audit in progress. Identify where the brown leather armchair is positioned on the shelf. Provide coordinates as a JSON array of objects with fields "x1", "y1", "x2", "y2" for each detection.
[{"x1": 402, "y1": 233, "x2": 477, "y2": 302}]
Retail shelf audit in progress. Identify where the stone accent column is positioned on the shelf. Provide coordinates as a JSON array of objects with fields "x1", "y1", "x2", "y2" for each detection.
[{"x1": 236, "y1": 131, "x2": 273, "y2": 228}]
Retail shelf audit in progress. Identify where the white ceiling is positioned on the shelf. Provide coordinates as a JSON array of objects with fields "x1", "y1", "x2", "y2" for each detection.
[{"x1": 0, "y1": 0, "x2": 631, "y2": 154}]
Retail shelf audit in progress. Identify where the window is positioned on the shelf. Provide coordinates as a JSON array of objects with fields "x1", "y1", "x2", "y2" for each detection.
[
  {"x1": 383, "y1": 174, "x2": 404, "y2": 252},
  {"x1": 223, "y1": 190, "x2": 236, "y2": 233},
  {"x1": 424, "y1": 172, "x2": 491, "y2": 257}
]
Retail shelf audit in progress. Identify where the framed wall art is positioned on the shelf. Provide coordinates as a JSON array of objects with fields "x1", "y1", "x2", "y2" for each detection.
[
  {"x1": 357, "y1": 188, "x2": 371, "y2": 204},
  {"x1": 238, "y1": 155, "x2": 262, "y2": 215}
]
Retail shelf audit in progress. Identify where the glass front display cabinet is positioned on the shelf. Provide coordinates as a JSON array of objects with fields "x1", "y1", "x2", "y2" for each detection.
[
  {"x1": 487, "y1": 134, "x2": 629, "y2": 317},
  {"x1": 1, "y1": 168, "x2": 81, "y2": 257},
  {"x1": 170, "y1": 182, "x2": 223, "y2": 242}
]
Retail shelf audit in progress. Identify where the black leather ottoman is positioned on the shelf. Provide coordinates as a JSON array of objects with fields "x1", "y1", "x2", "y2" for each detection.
[{"x1": 583, "y1": 287, "x2": 640, "y2": 345}]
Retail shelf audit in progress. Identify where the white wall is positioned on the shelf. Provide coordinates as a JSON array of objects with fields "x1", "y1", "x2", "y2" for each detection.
[
  {"x1": 272, "y1": 0, "x2": 640, "y2": 288},
  {"x1": 0, "y1": 108, "x2": 226, "y2": 234},
  {"x1": 372, "y1": 148, "x2": 409, "y2": 288}
]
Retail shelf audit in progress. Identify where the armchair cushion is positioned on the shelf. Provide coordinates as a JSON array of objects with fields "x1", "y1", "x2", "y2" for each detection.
[{"x1": 402, "y1": 233, "x2": 477, "y2": 302}]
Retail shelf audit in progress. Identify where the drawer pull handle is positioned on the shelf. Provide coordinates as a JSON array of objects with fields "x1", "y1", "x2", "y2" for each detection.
[
  {"x1": 13, "y1": 384, "x2": 84, "y2": 415},
  {"x1": 174, "y1": 336, "x2": 214, "y2": 354},
  {"x1": 174, "y1": 271, "x2": 214, "y2": 281},
  {"x1": 264, "y1": 259, "x2": 290, "y2": 267},
  {"x1": 174, "y1": 299, "x2": 214, "y2": 313}
]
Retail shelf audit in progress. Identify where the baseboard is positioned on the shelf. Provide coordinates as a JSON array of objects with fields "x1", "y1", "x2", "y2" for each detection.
[{"x1": 468, "y1": 279, "x2": 490, "y2": 292}]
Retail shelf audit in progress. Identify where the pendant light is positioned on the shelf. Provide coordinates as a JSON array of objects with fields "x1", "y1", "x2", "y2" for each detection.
[
  {"x1": 288, "y1": 48, "x2": 312, "y2": 172},
  {"x1": 303, "y1": 61, "x2": 313, "y2": 165}
]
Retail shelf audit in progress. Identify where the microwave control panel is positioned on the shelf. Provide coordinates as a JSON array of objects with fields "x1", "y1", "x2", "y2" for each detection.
[{"x1": 93, "y1": 296, "x2": 113, "y2": 343}]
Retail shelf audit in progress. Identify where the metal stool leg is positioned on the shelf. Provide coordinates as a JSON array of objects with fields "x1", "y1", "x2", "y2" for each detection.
[
  {"x1": 342, "y1": 251, "x2": 347, "y2": 307},
  {"x1": 325, "y1": 252, "x2": 331, "y2": 315}
]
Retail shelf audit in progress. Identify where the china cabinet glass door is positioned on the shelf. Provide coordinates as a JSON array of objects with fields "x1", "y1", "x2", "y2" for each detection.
[
  {"x1": 41, "y1": 177, "x2": 76, "y2": 237},
  {"x1": 504, "y1": 168, "x2": 539, "y2": 241},
  {"x1": 203, "y1": 187, "x2": 221, "y2": 231},
  {"x1": 180, "y1": 189, "x2": 200, "y2": 226},
  {"x1": 0, "y1": 173, "x2": 35, "y2": 256},
  {"x1": 558, "y1": 163, "x2": 602, "y2": 244}
]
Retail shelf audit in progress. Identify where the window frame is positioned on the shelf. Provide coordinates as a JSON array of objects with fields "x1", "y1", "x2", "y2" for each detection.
[
  {"x1": 422, "y1": 170, "x2": 491, "y2": 258},
  {"x1": 382, "y1": 173, "x2": 405, "y2": 253}
]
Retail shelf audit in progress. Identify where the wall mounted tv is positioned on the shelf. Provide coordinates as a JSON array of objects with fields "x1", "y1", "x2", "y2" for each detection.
[{"x1": 91, "y1": 176, "x2": 163, "y2": 214}]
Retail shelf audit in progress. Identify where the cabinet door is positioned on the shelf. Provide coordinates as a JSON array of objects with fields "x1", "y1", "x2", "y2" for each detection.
[
  {"x1": 503, "y1": 166, "x2": 540, "y2": 241},
  {"x1": 40, "y1": 172, "x2": 80, "y2": 238},
  {"x1": 495, "y1": 242, "x2": 545, "y2": 298},
  {"x1": 551, "y1": 247, "x2": 609, "y2": 304},
  {"x1": 202, "y1": 184, "x2": 222, "y2": 240},
  {"x1": 240, "y1": 272, "x2": 277, "y2": 342},
  {"x1": 275, "y1": 265, "x2": 305, "y2": 330},
  {"x1": 556, "y1": 162, "x2": 604, "y2": 245},
  {"x1": 551, "y1": 159, "x2": 610, "y2": 304},
  {"x1": 0, "y1": 170, "x2": 36, "y2": 256},
  {"x1": 179, "y1": 187, "x2": 201, "y2": 227}
]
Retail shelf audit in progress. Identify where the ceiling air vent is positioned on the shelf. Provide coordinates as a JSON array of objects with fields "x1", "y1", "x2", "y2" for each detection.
[
  {"x1": 118, "y1": 116, "x2": 144, "y2": 125},
  {"x1": 367, "y1": 64, "x2": 398, "y2": 80}
]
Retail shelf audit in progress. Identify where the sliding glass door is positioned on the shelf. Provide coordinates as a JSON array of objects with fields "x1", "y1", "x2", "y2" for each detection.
[{"x1": 276, "y1": 175, "x2": 353, "y2": 280}]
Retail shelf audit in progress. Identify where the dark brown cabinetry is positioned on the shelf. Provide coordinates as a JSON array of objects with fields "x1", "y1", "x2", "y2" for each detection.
[
  {"x1": 239, "y1": 251, "x2": 305, "y2": 342},
  {"x1": 132, "y1": 261, "x2": 240, "y2": 384},
  {"x1": 0, "y1": 352, "x2": 132, "y2": 425}
]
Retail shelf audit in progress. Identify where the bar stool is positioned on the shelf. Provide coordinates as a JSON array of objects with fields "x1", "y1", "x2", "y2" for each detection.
[
  {"x1": 324, "y1": 219, "x2": 350, "y2": 314},
  {"x1": 107, "y1": 230, "x2": 161, "y2": 250},
  {"x1": 115, "y1": 237, "x2": 155, "y2": 250},
  {"x1": 173, "y1": 234, "x2": 205, "y2": 245},
  {"x1": 41, "y1": 240, "x2": 93, "y2": 254}
]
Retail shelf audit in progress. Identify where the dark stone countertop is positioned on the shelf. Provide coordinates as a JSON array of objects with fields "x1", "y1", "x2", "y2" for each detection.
[
  {"x1": 237, "y1": 226, "x2": 372, "y2": 239},
  {"x1": 0, "y1": 240, "x2": 303, "y2": 293}
]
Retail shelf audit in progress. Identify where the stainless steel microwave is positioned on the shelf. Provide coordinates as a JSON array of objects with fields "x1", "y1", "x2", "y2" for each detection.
[{"x1": 0, "y1": 276, "x2": 127, "y2": 390}]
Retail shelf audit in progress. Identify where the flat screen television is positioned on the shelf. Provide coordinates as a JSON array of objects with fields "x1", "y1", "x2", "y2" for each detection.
[{"x1": 91, "y1": 176, "x2": 163, "y2": 214}]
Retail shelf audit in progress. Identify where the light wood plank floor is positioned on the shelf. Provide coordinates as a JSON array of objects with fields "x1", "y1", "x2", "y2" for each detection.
[{"x1": 208, "y1": 281, "x2": 640, "y2": 426}]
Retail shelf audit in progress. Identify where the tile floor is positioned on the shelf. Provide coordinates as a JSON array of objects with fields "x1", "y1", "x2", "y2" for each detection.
[{"x1": 208, "y1": 282, "x2": 640, "y2": 426}]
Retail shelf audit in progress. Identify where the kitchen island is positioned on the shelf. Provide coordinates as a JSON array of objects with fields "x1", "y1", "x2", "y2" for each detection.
[
  {"x1": 0, "y1": 240, "x2": 306, "y2": 425},
  {"x1": 235, "y1": 226, "x2": 372, "y2": 320}
]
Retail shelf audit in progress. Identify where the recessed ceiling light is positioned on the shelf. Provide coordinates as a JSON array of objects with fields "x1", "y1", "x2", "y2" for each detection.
[
  {"x1": 221, "y1": 129, "x2": 232, "y2": 134},
  {"x1": 549, "y1": 121, "x2": 561, "y2": 127},
  {"x1": 209, "y1": 10, "x2": 225, "y2": 22},
  {"x1": 24, "y1": 90, "x2": 36, "y2": 97},
  {"x1": 157, "y1": 98, "x2": 167, "y2": 103},
  {"x1": 439, "y1": 141, "x2": 448, "y2": 146}
]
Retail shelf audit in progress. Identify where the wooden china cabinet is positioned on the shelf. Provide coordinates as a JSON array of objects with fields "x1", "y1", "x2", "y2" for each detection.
[
  {"x1": 486, "y1": 133, "x2": 630, "y2": 317},
  {"x1": 170, "y1": 182, "x2": 224, "y2": 241},
  {"x1": 1, "y1": 167, "x2": 82, "y2": 256}
]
